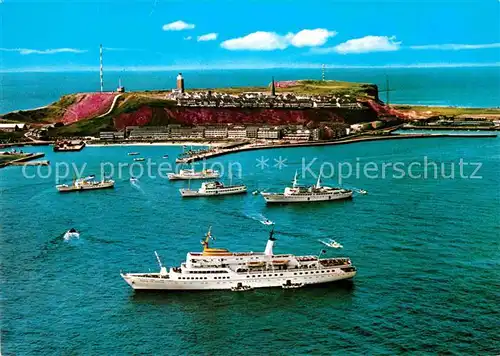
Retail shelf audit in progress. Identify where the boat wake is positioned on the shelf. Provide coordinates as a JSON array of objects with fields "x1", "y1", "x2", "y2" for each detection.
[
  {"x1": 244, "y1": 212, "x2": 274, "y2": 226},
  {"x1": 319, "y1": 238, "x2": 343, "y2": 249}
]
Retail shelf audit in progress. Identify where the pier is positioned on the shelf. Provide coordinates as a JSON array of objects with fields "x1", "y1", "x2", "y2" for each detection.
[
  {"x1": 177, "y1": 133, "x2": 498, "y2": 164},
  {"x1": 0, "y1": 152, "x2": 46, "y2": 169}
]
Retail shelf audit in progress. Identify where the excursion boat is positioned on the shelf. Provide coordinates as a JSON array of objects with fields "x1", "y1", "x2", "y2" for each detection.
[
  {"x1": 261, "y1": 172, "x2": 353, "y2": 204},
  {"x1": 179, "y1": 181, "x2": 247, "y2": 197},
  {"x1": 56, "y1": 175, "x2": 114, "y2": 192},
  {"x1": 167, "y1": 168, "x2": 220, "y2": 181},
  {"x1": 120, "y1": 227, "x2": 357, "y2": 291},
  {"x1": 53, "y1": 140, "x2": 85, "y2": 152}
]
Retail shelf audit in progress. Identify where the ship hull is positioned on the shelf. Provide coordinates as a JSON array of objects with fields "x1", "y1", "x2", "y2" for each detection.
[
  {"x1": 121, "y1": 270, "x2": 356, "y2": 291},
  {"x1": 56, "y1": 183, "x2": 114, "y2": 192},
  {"x1": 262, "y1": 191, "x2": 353, "y2": 204},
  {"x1": 180, "y1": 186, "x2": 247, "y2": 197}
]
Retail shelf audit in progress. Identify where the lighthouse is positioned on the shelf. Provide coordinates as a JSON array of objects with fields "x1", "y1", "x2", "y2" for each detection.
[{"x1": 176, "y1": 73, "x2": 185, "y2": 93}]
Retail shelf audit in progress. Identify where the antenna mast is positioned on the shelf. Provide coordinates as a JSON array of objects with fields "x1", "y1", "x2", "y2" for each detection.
[
  {"x1": 100, "y1": 44, "x2": 104, "y2": 93},
  {"x1": 321, "y1": 64, "x2": 325, "y2": 81}
]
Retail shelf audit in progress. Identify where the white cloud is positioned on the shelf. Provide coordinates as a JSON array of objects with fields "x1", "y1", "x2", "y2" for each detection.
[
  {"x1": 221, "y1": 31, "x2": 289, "y2": 51},
  {"x1": 0, "y1": 47, "x2": 87, "y2": 55},
  {"x1": 318, "y1": 35, "x2": 401, "y2": 54},
  {"x1": 221, "y1": 28, "x2": 336, "y2": 51},
  {"x1": 288, "y1": 29, "x2": 337, "y2": 48},
  {"x1": 184, "y1": 36, "x2": 192, "y2": 41},
  {"x1": 162, "y1": 20, "x2": 195, "y2": 31},
  {"x1": 197, "y1": 33, "x2": 218, "y2": 42},
  {"x1": 410, "y1": 43, "x2": 500, "y2": 50}
]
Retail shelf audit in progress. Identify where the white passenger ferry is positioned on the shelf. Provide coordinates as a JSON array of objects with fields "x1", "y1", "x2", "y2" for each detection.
[
  {"x1": 120, "y1": 227, "x2": 356, "y2": 291},
  {"x1": 179, "y1": 181, "x2": 247, "y2": 197},
  {"x1": 261, "y1": 172, "x2": 352, "y2": 204},
  {"x1": 167, "y1": 168, "x2": 220, "y2": 180}
]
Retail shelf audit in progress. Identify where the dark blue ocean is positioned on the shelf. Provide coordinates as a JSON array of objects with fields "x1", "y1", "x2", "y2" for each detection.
[
  {"x1": 1, "y1": 136, "x2": 499, "y2": 354},
  {"x1": 1, "y1": 66, "x2": 500, "y2": 114}
]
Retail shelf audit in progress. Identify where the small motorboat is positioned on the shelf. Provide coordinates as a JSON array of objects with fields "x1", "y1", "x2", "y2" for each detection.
[
  {"x1": 128, "y1": 152, "x2": 140, "y2": 156},
  {"x1": 282, "y1": 282, "x2": 304, "y2": 289},
  {"x1": 252, "y1": 190, "x2": 260, "y2": 195},
  {"x1": 231, "y1": 285, "x2": 253, "y2": 292},
  {"x1": 63, "y1": 228, "x2": 80, "y2": 240},
  {"x1": 130, "y1": 177, "x2": 138, "y2": 183},
  {"x1": 261, "y1": 219, "x2": 274, "y2": 226},
  {"x1": 358, "y1": 189, "x2": 368, "y2": 195},
  {"x1": 163, "y1": 155, "x2": 169, "y2": 159},
  {"x1": 133, "y1": 158, "x2": 145, "y2": 162},
  {"x1": 319, "y1": 238, "x2": 343, "y2": 249}
]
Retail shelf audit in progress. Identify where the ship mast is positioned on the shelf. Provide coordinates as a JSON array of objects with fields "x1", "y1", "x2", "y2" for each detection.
[
  {"x1": 292, "y1": 170, "x2": 298, "y2": 188},
  {"x1": 315, "y1": 173, "x2": 322, "y2": 189}
]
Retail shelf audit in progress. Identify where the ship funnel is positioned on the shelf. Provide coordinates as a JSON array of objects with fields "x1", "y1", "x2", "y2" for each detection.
[{"x1": 265, "y1": 229, "x2": 276, "y2": 256}]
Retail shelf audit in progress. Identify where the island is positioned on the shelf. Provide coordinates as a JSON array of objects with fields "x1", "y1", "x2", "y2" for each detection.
[{"x1": 1, "y1": 78, "x2": 499, "y2": 147}]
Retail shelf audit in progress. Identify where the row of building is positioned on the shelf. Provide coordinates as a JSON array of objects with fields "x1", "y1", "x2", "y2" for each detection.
[
  {"x1": 174, "y1": 92, "x2": 363, "y2": 110},
  {"x1": 100, "y1": 124, "x2": 349, "y2": 141}
]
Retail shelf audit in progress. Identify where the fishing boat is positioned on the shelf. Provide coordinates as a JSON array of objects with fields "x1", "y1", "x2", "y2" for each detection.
[
  {"x1": 168, "y1": 168, "x2": 219, "y2": 180},
  {"x1": 261, "y1": 172, "x2": 353, "y2": 204},
  {"x1": 179, "y1": 181, "x2": 247, "y2": 197},
  {"x1": 120, "y1": 227, "x2": 357, "y2": 291},
  {"x1": 56, "y1": 175, "x2": 114, "y2": 192}
]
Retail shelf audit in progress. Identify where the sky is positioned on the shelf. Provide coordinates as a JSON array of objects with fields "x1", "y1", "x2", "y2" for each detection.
[{"x1": 0, "y1": 0, "x2": 499, "y2": 72}]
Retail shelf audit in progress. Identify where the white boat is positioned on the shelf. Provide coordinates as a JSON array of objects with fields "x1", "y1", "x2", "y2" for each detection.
[
  {"x1": 252, "y1": 190, "x2": 260, "y2": 195},
  {"x1": 180, "y1": 181, "x2": 247, "y2": 197},
  {"x1": 231, "y1": 284, "x2": 254, "y2": 292},
  {"x1": 120, "y1": 227, "x2": 357, "y2": 291},
  {"x1": 262, "y1": 219, "x2": 274, "y2": 226},
  {"x1": 282, "y1": 282, "x2": 304, "y2": 289},
  {"x1": 168, "y1": 168, "x2": 219, "y2": 180},
  {"x1": 319, "y1": 239, "x2": 343, "y2": 249},
  {"x1": 358, "y1": 189, "x2": 368, "y2": 195},
  {"x1": 130, "y1": 177, "x2": 138, "y2": 183},
  {"x1": 128, "y1": 152, "x2": 140, "y2": 156},
  {"x1": 261, "y1": 172, "x2": 353, "y2": 204},
  {"x1": 63, "y1": 228, "x2": 80, "y2": 240},
  {"x1": 56, "y1": 176, "x2": 114, "y2": 192},
  {"x1": 134, "y1": 158, "x2": 145, "y2": 162}
]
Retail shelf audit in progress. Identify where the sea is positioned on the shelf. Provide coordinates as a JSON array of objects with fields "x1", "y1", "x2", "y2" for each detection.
[
  {"x1": 1, "y1": 135, "x2": 499, "y2": 354},
  {"x1": 1, "y1": 66, "x2": 500, "y2": 113}
]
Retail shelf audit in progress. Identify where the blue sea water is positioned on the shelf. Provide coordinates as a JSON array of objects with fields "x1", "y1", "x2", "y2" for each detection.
[
  {"x1": 1, "y1": 66, "x2": 500, "y2": 113},
  {"x1": 1, "y1": 137, "x2": 499, "y2": 354}
]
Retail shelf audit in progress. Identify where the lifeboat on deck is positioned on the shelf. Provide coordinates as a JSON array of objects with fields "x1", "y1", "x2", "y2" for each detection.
[{"x1": 271, "y1": 259, "x2": 289, "y2": 265}]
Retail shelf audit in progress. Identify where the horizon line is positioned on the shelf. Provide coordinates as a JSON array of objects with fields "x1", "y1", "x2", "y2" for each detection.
[{"x1": 1, "y1": 62, "x2": 499, "y2": 73}]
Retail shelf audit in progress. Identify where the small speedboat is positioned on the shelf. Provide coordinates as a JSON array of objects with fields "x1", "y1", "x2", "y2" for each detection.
[
  {"x1": 133, "y1": 158, "x2": 145, "y2": 162},
  {"x1": 63, "y1": 228, "x2": 80, "y2": 240},
  {"x1": 163, "y1": 155, "x2": 169, "y2": 159},
  {"x1": 231, "y1": 285, "x2": 253, "y2": 292},
  {"x1": 358, "y1": 189, "x2": 368, "y2": 195},
  {"x1": 252, "y1": 190, "x2": 260, "y2": 195},
  {"x1": 262, "y1": 219, "x2": 274, "y2": 226},
  {"x1": 130, "y1": 177, "x2": 138, "y2": 183},
  {"x1": 319, "y1": 238, "x2": 343, "y2": 249},
  {"x1": 282, "y1": 282, "x2": 304, "y2": 289}
]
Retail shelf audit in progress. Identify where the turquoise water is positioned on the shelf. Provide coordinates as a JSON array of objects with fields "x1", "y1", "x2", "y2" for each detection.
[
  {"x1": 1, "y1": 137, "x2": 499, "y2": 354},
  {"x1": 1, "y1": 67, "x2": 500, "y2": 113}
]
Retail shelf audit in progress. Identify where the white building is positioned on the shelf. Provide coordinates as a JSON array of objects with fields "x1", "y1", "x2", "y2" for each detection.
[
  {"x1": 257, "y1": 127, "x2": 281, "y2": 139},
  {"x1": 227, "y1": 127, "x2": 247, "y2": 139},
  {"x1": 204, "y1": 126, "x2": 228, "y2": 139},
  {"x1": 0, "y1": 123, "x2": 28, "y2": 132}
]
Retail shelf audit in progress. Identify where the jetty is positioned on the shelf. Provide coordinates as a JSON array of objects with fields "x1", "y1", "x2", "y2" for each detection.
[
  {"x1": 176, "y1": 133, "x2": 498, "y2": 164},
  {"x1": 0, "y1": 152, "x2": 46, "y2": 169}
]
